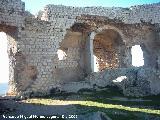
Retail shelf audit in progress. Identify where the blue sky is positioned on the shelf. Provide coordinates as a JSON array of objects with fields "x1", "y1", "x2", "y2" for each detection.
[{"x1": 22, "y1": 0, "x2": 160, "y2": 15}]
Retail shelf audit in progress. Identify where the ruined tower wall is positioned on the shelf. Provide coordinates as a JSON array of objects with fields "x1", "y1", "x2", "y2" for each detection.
[
  {"x1": 18, "y1": 3, "x2": 160, "y2": 95},
  {"x1": 0, "y1": 0, "x2": 25, "y2": 27},
  {"x1": 0, "y1": 0, "x2": 160, "y2": 96},
  {"x1": 0, "y1": 0, "x2": 26, "y2": 95}
]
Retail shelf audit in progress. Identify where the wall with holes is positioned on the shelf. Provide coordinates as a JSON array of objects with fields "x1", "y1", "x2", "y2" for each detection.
[{"x1": 0, "y1": 0, "x2": 160, "y2": 96}]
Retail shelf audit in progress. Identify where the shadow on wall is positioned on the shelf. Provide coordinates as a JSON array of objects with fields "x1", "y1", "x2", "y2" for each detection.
[{"x1": 53, "y1": 30, "x2": 85, "y2": 83}]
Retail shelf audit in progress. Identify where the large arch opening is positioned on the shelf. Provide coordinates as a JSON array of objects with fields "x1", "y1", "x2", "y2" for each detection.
[
  {"x1": 0, "y1": 32, "x2": 9, "y2": 96},
  {"x1": 0, "y1": 24, "x2": 18, "y2": 96},
  {"x1": 92, "y1": 29, "x2": 125, "y2": 72}
]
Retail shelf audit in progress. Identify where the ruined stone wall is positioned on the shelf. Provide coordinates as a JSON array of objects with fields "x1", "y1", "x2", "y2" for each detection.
[
  {"x1": 24, "y1": 4, "x2": 159, "y2": 92},
  {"x1": 44, "y1": 3, "x2": 160, "y2": 24},
  {"x1": 41, "y1": 3, "x2": 160, "y2": 75},
  {"x1": 0, "y1": 0, "x2": 160, "y2": 96},
  {"x1": 0, "y1": 0, "x2": 25, "y2": 27},
  {"x1": 0, "y1": 0, "x2": 25, "y2": 95},
  {"x1": 125, "y1": 3, "x2": 160, "y2": 24},
  {"x1": 18, "y1": 18, "x2": 54, "y2": 94}
]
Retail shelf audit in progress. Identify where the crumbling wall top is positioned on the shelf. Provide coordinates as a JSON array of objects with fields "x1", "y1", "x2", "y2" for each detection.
[{"x1": 41, "y1": 2, "x2": 160, "y2": 24}]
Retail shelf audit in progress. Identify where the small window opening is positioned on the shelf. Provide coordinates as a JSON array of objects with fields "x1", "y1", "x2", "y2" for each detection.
[
  {"x1": 57, "y1": 49, "x2": 67, "y2": 60},
  {"x1": 131, "y1": 45, "x2": 144, "y2": 67}
]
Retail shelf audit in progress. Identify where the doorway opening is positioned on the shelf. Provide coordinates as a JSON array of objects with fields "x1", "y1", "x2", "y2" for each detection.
[
  {"x1": 131, "y1": 45, "x2": 144, "y2": 67},
  {"x1": 92, "y1": 29, "x2": 124, "y2": 72},
  {"x1": 0, "y1": 32, "x2": 9, "y2": 96}
]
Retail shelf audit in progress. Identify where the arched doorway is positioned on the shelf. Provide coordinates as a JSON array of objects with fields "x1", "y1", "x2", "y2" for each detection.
[
  {"x1": 0, "y1": 24, "x2": 18, "y2": 96},
  {"x1": 87, "y1": 28, "x2": 126, "y2": 73},
  {"x1": 0, "y1": 32, "x2": 9, "y2": 96}
]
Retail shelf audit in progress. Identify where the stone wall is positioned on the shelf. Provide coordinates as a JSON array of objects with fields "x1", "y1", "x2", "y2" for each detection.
[
  {"x1": 41, "y1": 3, "x2": 160, "y2": 73},
  {"x1": 0, "y1": 0, "x2": 25, "y2": 27},
  {"x1": 125, "y1": 3, "x2": 160, "y2": 24},
  {"x1": 0, "y1": 0, "x2": 25, "y2": 95},
  {"x1": 44, "y1": 3, "x2": 160, "y2": 24},
  {"x1": 0, "y1": 0, "x2": 160, "y2": 96},
  {"x1": 18, "y1": 18, "x2": 55, "y2": 94}
]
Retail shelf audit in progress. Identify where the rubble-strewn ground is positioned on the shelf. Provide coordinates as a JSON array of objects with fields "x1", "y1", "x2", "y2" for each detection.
[{"x1": 0, "y1": 87, "x2": 160, "y2": 120}]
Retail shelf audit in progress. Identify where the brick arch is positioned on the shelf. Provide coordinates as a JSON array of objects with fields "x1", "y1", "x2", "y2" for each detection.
[
  {"x1": 88, "y1": 25, "x2": 128, "y2": 72},
  {"x1": 95, "y1": 25, "x2": 126, "y2": 44}
]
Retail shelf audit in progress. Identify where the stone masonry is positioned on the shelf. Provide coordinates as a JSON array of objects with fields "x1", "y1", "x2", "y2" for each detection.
[{"x1": 0, "y1": 0, "x2": 160, "y2": 97}]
